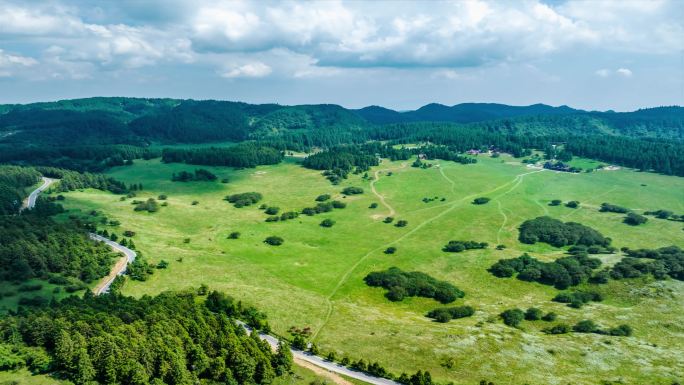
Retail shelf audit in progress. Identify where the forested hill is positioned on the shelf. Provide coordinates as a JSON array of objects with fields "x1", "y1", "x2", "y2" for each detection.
[{"x1": 0, "y1": 98, "x2": 682, "y2": 146}]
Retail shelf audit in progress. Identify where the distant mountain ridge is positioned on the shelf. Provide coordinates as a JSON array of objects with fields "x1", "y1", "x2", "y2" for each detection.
[
  {"x1": 355, "y1": 102, "x2": 582, "y2": 124},
  {"x1": 0, "y1": 97, "x2": 681, "y2": 146}
]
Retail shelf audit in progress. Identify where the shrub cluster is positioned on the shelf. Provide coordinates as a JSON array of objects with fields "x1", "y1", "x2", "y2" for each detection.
[
  {"x1": 518, "y1": 216, "x2": 611, "y2": 247},
  {"x1": 624, "y1": 212, "x2": 648, "y2": 226},
  {"x1": 472, "y1": 197, "x2": 490, "y2": 205},
  {"x1": 552, "y1": 290, "x2": 603, "y2": 308},
  {"x1": 301, "y1": 200, "x2": 345, "y2": 216},
  {"x1": 610, "y1": 246, "x2": 683, "y2": 281},
  {"x1": 489, "y1": 252, "x2": 602, "y2": 289},
  {"x1": 171, "y1": 168, "x2": 217, "y2": 182},
  {"x1": 599, "y1": 202, "x2": 630, "y2": 213},
  {"x1": 225, "y1": 192, "x2": 263, "y2": 207},
  {"x1": 364, "y1": 267, "x2": 465, "y2": 304},
  {"x1": 426, "y1": 306, "x2": 475, "y2": 323},
  {"x1": 442, "y1": 240, "x2": 488, "y2": 253},
  {"x1": 132, "y1": 198, "x2": 159, "y2": 213},
  {"x1": 342, "y1": 186, "x2": 364, "y2": 195},
  {"x1": 264, "y1": 236, "x2": 284, "y2": 246}
]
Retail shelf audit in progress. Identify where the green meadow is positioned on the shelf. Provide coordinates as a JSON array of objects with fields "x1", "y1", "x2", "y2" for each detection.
[{"x1": 53, "y1": 154, "x2": 684, "y2": 384}]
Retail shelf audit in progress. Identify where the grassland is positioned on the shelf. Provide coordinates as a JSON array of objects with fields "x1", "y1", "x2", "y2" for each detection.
[{"x1": 52, "y1": 154, "x2": 684, "y2": 384}]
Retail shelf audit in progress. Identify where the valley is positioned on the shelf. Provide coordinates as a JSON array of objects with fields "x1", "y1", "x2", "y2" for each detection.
[{"x1": 49, "y1": 153, "x2": 684, "y2": 384}]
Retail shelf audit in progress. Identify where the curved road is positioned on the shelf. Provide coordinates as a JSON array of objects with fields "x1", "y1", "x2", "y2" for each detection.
[
  {"x1": 21, "y1": 177, "x2": 55, "y2": 210},
  {"x1": 89, "y1": 233, "x2": 137, "y2": 295},
  {"x1": 238, "y1": 321, "x2": 400, "y2": 385},
  {"x1": 22, "y1": 177, "x2": 137, "y2": 295}
]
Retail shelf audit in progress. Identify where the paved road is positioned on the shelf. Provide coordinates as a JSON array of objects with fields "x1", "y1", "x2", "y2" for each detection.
[
  {"x1": 89, "y1": 233, "x2": 137, "y2": 295},
  {"x1": 237, "y1": 321, "x2": 400, "y2": 385},
  {"x1": 22, "y1": 177, "x2": 55, "y2": 210}
]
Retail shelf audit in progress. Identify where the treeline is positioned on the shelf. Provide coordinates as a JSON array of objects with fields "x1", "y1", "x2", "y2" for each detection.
[
  {"x1": 0, "y1": 215, "x2": 115, "y2": 283},
  {"x1": 162, "y1": 143, "x2": 283, "y2": 168},
  {"x1": 302, "y1": 146, "x2": 379, "y2": 171},
  {"x1": 565, "y1": 135, "x2": 684, "y2": 176},
  {"x1": 364, "y1": 267, "x2": 464, "y2": 303},
  {"x1": 36, "y1": 167, "x2": 129, "y2": 194},
  {"x1": 0, "y1": 290, "x2": 292, "y2": 385},
  {"x1": 518, "y1": 216, "x2": 612, "y2": 248},
  {"x1": 0, "y1": 144, "x2": 159, "y2": 172}
]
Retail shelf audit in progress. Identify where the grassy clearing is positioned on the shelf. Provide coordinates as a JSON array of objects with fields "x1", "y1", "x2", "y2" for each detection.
[{"x1": 53, "y1": 154, "x2": 684, "y2": 384}]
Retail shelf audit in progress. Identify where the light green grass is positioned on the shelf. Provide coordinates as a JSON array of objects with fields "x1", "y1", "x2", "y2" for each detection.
[
  {"x1": 54, "y1": 154, "x2": 684, "y2": 385},
  {"x1": 0, "y1": 369, "x2": 68, "y2": 385}
]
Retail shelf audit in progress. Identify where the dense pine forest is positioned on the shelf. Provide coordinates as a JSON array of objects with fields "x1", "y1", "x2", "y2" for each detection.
[
  {"x1": 0, "y1": 290, "x2": 291, "y2": 385},
  {"x1": 0, "y1": 97, "x2": 682, "y2": 175}
]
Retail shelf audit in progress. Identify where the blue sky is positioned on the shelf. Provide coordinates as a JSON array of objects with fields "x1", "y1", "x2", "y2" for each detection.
[{"x1": 0, "y1": 0, "x2": 682, "y2": 111}]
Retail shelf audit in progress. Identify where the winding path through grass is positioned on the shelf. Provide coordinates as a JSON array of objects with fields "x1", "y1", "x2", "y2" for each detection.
[{"x1": 311, "y1": 167, "x2": 545, "y2": 340}]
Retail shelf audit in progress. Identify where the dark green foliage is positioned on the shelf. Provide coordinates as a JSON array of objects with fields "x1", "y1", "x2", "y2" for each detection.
[
  {"x1": 163, "y1": 143, "x2": 283, "y2": 168},
  {"x1": 303, "y1": 147, "x2": 378, "y2": 177},
  {"x1": 126, "y1": 256, "x2": 154, "y2": 281},
  {"x1": 369, "y1": 203, "x2": 378, "y2": 209},
  {"x1": 315, "y1": 194, "x2": 331, "y2": 202},
  {"x1": 226, "y1": 192, "x2": 263, "y2": 207},
  {"x1": 320, "y1": 219, "x2": 335, "y2": 228},
  {"x1": 489, "y1": 252, "x2": 602, "y2": 289},
  {"x1": 133, "y1": 198, "x2": 159, "y2": 212},
  {"x1": 265, "y1": 206, "x2": 280, "y2": 215},
  {"x1": 2, "y1": 98, "x2": 683, "y2": 176},
  {"x1": 610, "y1": 246, "x2": 683, "y2": 281},
  {"x1": 573, "y1": 319, "x2": 600, "y2": 333},
  {"x1": 426, "y1": 306, "x2": 475, "y2": 323},
  {"x1": 395, "y1": 220, "x2": 408, "y2": 227},
  {"x1": 0, "y1": 216, "x2": 115, "y2": 284},
  {"x1": 500, "y1": 308, "x2": 524, "y2": 327},
  {"x1": 264, "y1": 236, "x2": 284, "y2": 246},
  {"x1": 549, "y1": 199, "x2": 562, "y2": 206},
  {"x1": 624, "y1": 212, "x2": 648, "y2": 226},
  {"x1": 609, "y1": 324, "x2": 633, "y2": 336},
  {"x1": 644, "y1": 209, "x2": 679, "y2": 220},
  {"x1": 0, "y1": 290, "x2": 282, "y2": 385},
  {"x1": 342, "y1": 186, "x2": 364, "y2": 195},
  {"x1": 524, "y1": 307, "x2": 543, "y2": 321},
  {"x1": 442, "y1": 240, "x2": 488, "y2": 252},
  {"x1": 552, "y1": 290, "x2": 603, "y2": 308},
  {"x1": 542, "y1": 312, "x2": 558, "y2": 322},
  {"x1": 384, "y1": 247, "x2": 397, "y2": 254},
  {"x1": 301, "y1": 200, "x2": 343, "y2": 216},
  {"x1": 280, "y1": 211, "x2": 299, "y2": 221},
  {"x1": 383, "y1": 217, "x2": 394, "y2": 223},
  {"x1": 171, "y1": 168, "x2": 217, "y2": 182},
  {"x1": 364, "y1": 267, "x2": 465, "y2": 304},
  {"x1": 472, "y1": 197, "x2": 490, "y2": 205},
  {"x1": 599, "y1": 202, "x2": 630, "y2": 213},
  {"x1": 565, "y1": 201, "x2": 580, "y2": 208},
  {"x1": 228, "y1": 231, "x2": 241, "y2": 239},
  {"x1": 543, "y1": 324, "x2": 571, "y2": 334},
  {"x1": 518, "y1": 216, "x2": 611, "y2": 248}
]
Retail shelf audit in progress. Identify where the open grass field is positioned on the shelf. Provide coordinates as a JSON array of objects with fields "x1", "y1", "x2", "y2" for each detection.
[{"x1": 52, "y1": 154, "x2": 684, "y2": 384}]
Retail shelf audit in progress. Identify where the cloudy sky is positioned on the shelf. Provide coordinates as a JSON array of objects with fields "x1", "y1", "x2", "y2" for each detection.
[{"x1": 0, "y1": 0, "x2": 682, "y2": 110}]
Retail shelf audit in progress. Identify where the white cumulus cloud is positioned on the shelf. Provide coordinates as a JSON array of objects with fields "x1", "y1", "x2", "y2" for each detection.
[{"x1": 220, "y1": 62, "x2": 272, "y2": 78}]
